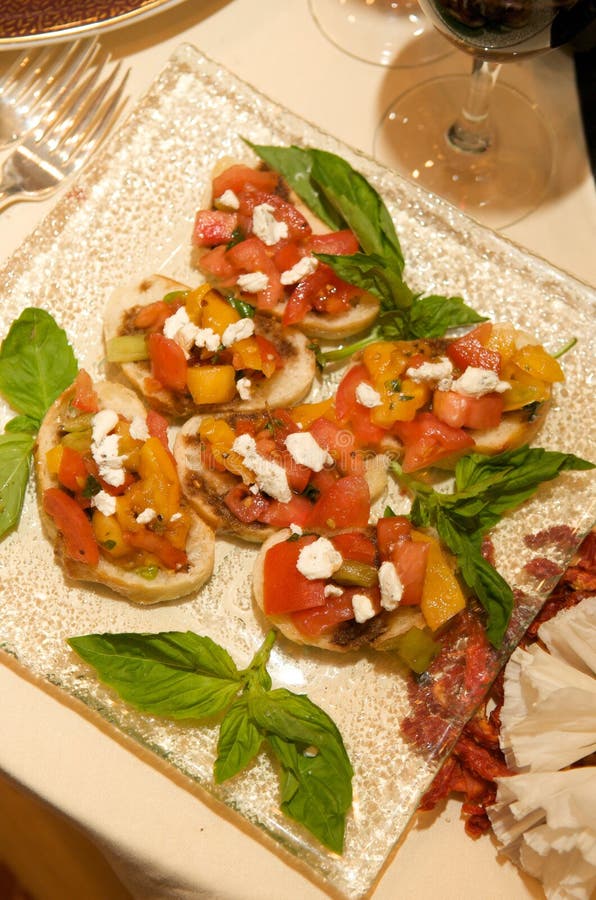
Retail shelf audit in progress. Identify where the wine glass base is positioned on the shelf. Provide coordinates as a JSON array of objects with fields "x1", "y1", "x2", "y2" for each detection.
[
  {"x1": 309, "y1": 0, "x2": 452, "y2": 67},
  {"x1": 374, "y1": 74, "x2": 555, "y2": 229}
]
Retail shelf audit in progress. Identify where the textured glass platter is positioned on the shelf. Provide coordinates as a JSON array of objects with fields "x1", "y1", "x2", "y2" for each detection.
[{"x1": 0, "y1": 45, "x2": 595, "y2": 900}]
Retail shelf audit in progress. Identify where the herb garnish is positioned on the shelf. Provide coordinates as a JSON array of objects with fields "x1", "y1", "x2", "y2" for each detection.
[
  {"x1": 68, "y1": 629, "x2": 353, "y2": 852},
  {"x1": 392, "y1": 446, "x2": 594, "y2": 647},
  {"x1": 245, "y1": 142, "x2": 485, "y2": 361},
  {"x1": 0, "y1": 308, "x2": 78, "y2": 538}
]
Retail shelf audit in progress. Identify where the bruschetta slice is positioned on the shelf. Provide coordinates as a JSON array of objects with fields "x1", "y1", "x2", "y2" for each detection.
[
  {"x1": 173, "y1": 404, "x2": 388, "y2": 543},
  {"x1": 36, "y1": 372, "x2": 215, "y2": 604},
  {"x1": 252, "y1": 514, "x2": 466, "y2": 654},
  {"x1": 334, "y1": 322, "x2": 560, "y2": 472},
  {"x1": 192, "y1": 162, "x2": 380, "y2": 339},
  {"x1": 104, "y1": 273, "x2": 316, "y2": 418}
]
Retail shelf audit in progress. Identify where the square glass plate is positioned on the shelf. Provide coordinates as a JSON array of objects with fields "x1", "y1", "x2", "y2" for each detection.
[{"x1": 0, "y1": 44, "x2": 594, "y2": 899}]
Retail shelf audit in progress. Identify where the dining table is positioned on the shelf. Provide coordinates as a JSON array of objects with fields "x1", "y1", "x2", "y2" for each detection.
[{"x1": 0, "y1": 2, "x2": 594, "y2": 899}]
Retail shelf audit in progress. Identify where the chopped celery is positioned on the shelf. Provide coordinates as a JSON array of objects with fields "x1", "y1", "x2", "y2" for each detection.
[
  {"x1": 394, "y1": 626, "x2": 440, "y2": 674},
  {"x1": 135, "y1": 565, "x2": 159, "y2": 580},
  {"x1": 106, "y1": 334, "x2": 149, "y2": 363},
  {"x1": 333, "y1": 559, "x2": 378, "y2": 588}
]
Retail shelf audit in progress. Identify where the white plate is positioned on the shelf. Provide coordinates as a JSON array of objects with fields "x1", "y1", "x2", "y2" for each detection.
[{"x1": 0, "y1": 44, "x2": 594, "y2": 900}]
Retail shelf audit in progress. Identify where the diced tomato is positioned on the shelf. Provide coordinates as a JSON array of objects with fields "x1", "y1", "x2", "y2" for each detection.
[
  {"x1": 147, "y1": 333, "x2": 188, "y2": 393},
  {"x1": 193, "y1": 210, "x2": 239, "y2": 247},
  {"x1": 254, "y1": 335, "x2": 283, "y2": 377},
  {"x1": 308, "y1": 415, "x2": 363, "y2": 476},
  {"x1": 448, "y1": 325, "x2": 501, "y2": 373},
  {"x1": 212, "y1": 164, "x2": 279, "y2": 198},
  {"x1": 198, "y1": 245, "x2": 238, "y2": 287},
  {"x1": 71, "y1": 369, "x2": 99, "y2": 413},
  {"x1": 392, "y1": 540, "x2": 429, "y2": 605},
  {"x1": 123, "y1": 529, "x2": 187, "y2": 570},
  {"x1": 133, "y1": 300, "x2": 174, "y2": 334},
  {"x1": 226, "y1": 237, "x2": 284, "y2": 309},
  {"x1": 263, "y1": 535, "x2": 326, "y2": 614},
  {"x1": 331, "y1": 532, "x2": 377, "y2": 565},
  {"x1": 307, "y1": 475, "x2": 370, "y2": 530},
  {"x1": 57, "y1": 446, "x2": 88, "y2": 493},
  {"x1": 258, "y1": 495, "x2": 313, "y2": 528},
  {"x1": 146, "y1": 410, "x2": 170, "y2": 451},
  {"x1": 238, "y1": 186, "x2": 312, "y2": 241},
  {"x1": 273, "y1": 239, "x2": 304, "y2": 272},
  {"x1": 393, "y1": 412, "x2": 475, "y2": 472},
  {"x1": 308, "y1": 466, "x2": 338, "y2": 497},
  {"x1": 433, "y1": 390, "x2": 503, "y2": 430},
  {"x1": 224, "y1": 484, "x2": 271, "y2": 523},
  {"x1": 306, "y1": 229, "x2": 359, "y2": 255},
  {"x1": 335, "y1": 364, "x2": 387, "y2": 446},
  {"x1": 253, "y1": 436, "x2": 311, "y2": 493},
  {"x1": 376, "y1": 516, "x2": 411, "y2": 559},
  {"x1": 291, "y1": 586, "x2": 381, "y2": 637},
  {"x1": 282, "y1": 264, "x2": 357, "y2": 325},
  {"x1": 43, "y1": 487, "x2": 99, "y2": 566}
]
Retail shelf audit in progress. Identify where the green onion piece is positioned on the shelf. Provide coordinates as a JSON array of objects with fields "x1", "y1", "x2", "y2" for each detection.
[
  {"x1": 394, "y1": 626, "x2": 440, "y2": 674},
  {"x1": 162, "y1": 290, "x2": 189, "y2": 304},
  {"x1": 106, "y1": 334, "x2": 149, "y2": 363},
  {"x1": 62, "y1": 411, "x2": 93, "y2": 432},
  {"x1": 61, "y1": 430, "x2": 92, "y2": 453},
  {"x1": 135, "y1": 565, "x2": 159, "y2": 580},
  {"x1": 552, "y1": 336, "x2": 577, "y2": 359},
  {"x1": 333, "y1": 559, "x2": 379, "y2": 588}
]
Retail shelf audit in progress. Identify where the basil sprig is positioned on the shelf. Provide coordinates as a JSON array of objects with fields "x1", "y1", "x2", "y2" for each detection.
[
  {"x1": 246, "y1": 142, "x2": 484, "y2": 359},
  {"x1": 68, "y1": 630, "x2": 353, "y2": 853},
  {"x1": 0, "y1": 308, "x2": 78, "y2": 538},
  {"x1": 393, "y1": 446, "x2": 594, "y2": 648}
]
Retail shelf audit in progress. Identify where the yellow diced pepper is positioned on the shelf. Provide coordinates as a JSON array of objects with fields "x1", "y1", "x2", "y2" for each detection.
[
  {"x1": 184, "y1": 283, "x2": 213, "y2": 325},
  {"x1": 511, "y1": 344, "x2": 564, "y2": 384},
  {"x1": 500, "y1": 362, "x2": 551, "y2": 412},
  {"x1": 187, "y1": 364, "x2": 237, "y2": 405},
  {"x1": 413, "y1": 531, "x2": 466, "y2": 631},
  {"x1": 199, "y1": 290, "x2": 240, "y2": 336},
  {"x1": 92, "y1": 511, "x2": 130, "y2": 558},
  {"x1": 232, "y1": 336, "x2": 262, "y2": 371},
  {"x1": 370, "y1": 378, "x2": 431, "y2": 426},
  {"x1": 45, "y1": 444, "x2": 64, "y2": 476},
  {"x1": 290, "y1": 397, "x2": 335, "y2": 429}
]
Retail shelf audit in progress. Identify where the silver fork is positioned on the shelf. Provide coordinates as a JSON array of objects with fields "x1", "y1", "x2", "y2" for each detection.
[
  {"x1": 0, "y1": 57, "x2": 129, "y2": 212},
  {"x1": 0, "y1": 39, "x2": 100, "y2": 150}
]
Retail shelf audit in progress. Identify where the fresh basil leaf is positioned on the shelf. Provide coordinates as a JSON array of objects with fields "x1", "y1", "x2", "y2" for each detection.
[
  {"x1": 245, "y1": 141, "x2": 346, "y2": 231},
  {"x1": 0, "y1": 308, "x2": 77, "y2": 422},
  {"x1": 68, "y1": 632, "x2": 241, "y2": 719},
  {"x1": 215, "y1": 695, "x2": 264, "y2": 783},
  {"x1": 0, "y1": 431, "x2": 34, "y2": 538},
  {"x1": 5, "y1": 415, "x2": 39, "y2": 434},
  {"x1": 309, "y1": 148, "x2": 405, "y2": 275},
  {"x1": 408, "y1": 295, "x2": 487, "y2": 339},
  {"x1": 225, "y1": 294, "x2": 255, "y2": 318},
  {"x1": 250, "y1": 688, "x2": 352, "y2": 853}
]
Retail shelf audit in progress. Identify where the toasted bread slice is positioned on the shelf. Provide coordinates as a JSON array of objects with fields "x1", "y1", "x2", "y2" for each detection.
[
  {"x1": 104, "y1": 273, "x2": 316, "y2": 418},
  {"x1": 252, "y1": 528, "x2": 424, "y2": 653},
  {"x1": 36, "y1": 379, "x2": 215, "y2": 604},
  {"x1": 174, "y1": 410, "x2": 388, "y2": 543}
]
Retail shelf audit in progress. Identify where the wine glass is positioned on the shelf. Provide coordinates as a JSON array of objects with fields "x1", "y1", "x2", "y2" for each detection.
[
  {"x1": 309, "y1": 0, "x2": 453, "y2": 67},
  {"x1": 373, "y1": 0, "x2": 592, "y2": 227}
]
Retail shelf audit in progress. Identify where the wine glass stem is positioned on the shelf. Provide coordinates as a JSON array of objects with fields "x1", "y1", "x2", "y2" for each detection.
[{"x1": 447, "y1": 58, "x2": 502, "y2": 154}]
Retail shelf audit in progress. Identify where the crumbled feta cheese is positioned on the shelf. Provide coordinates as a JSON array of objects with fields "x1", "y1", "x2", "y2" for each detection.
[
  {"x1": 352, "y1": 593, "x2": 376, "y2": 623},
  {"x1": 406, "y1": 357, "x2": 454, "y2": 389},
  {"x1": 175, "y1": 322, "x2": 200, "y2": 357},
  {"x1": 378, "y1": 561, "x2": 404, "y2": 611},
  {"x1": 91, "y1": 410, "x2": 125, "y2": 487},
  {"x1": 231, "y1": 433, "x2": 292, "y2": 503},
  {"x1": 252, "y1": 203, "x2": 288, "y2": 246},
  {"x1": 285, "y1": 432, "x2": 332, "y2": 472},
  {"x1": 162, "y1": 306, "x2": 191, "y2": 340},
  {"x1": 214, "y1": 189, "x2": 240, "y2": 210},
  {"x1": 136, "y1": 507, "x2": 157, "y2": 525},
  {"x1": 236, "y1": 377, "x2": 252, "y2": 401},
  {"x1": 450, "y1": 366, "x2": 510, "y2": 398},
  {"x1": 280, "y1": 256, "x2": 318, "y2": 285},
  {"x1": 324, "y1": 584, "x2": 344, "y2": 598},
  {"x1": 355, "y1": 381, "x2": 383, "y2": 408},
  {"x1": 221, "y1": 318, "x2": 255, "y2": 348},
  {"x1": 248, "y1": 483, "x2": 260, "y2": 495},
  {"x1": 129, "y1": 415, "x2": 149, "y2": 442},
  {"x1": 296, "y1": 537, "x2": 343, "y2": 580},
  {"x1": 193, "y1": 327, "x2": 221, "y2": 353},
  {"x1": 91, "y1": 490, "x2": 117, "y2": 517},
  {"x1": 237, "y1": 271, "x2": 269, "y2": 293},
  {"x1": 289, "y1": 523, "x2": 303, "y2": 535},
  {"x1": 170, "y1": 512, "x2": 182, "y2": 522}
]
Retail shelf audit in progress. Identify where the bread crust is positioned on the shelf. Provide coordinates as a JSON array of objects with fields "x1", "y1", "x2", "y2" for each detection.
[
  {"x1": 252, "y1": 528, "x2": 424, "y2": 653},
  {"x1": 35, "y1": 380, "x2": 215, "y2": 604},
  {"x1": 174, "y1": 411, "x2": 388, "y2": 543},
  {"x1": 104, "y1": 273, "x2": 317, "y2": 418}
]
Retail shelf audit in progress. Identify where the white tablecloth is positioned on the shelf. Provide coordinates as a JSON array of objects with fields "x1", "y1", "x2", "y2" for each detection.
[{"x1": 0, "y1": 2, "x2": 594, "y2": 898}]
